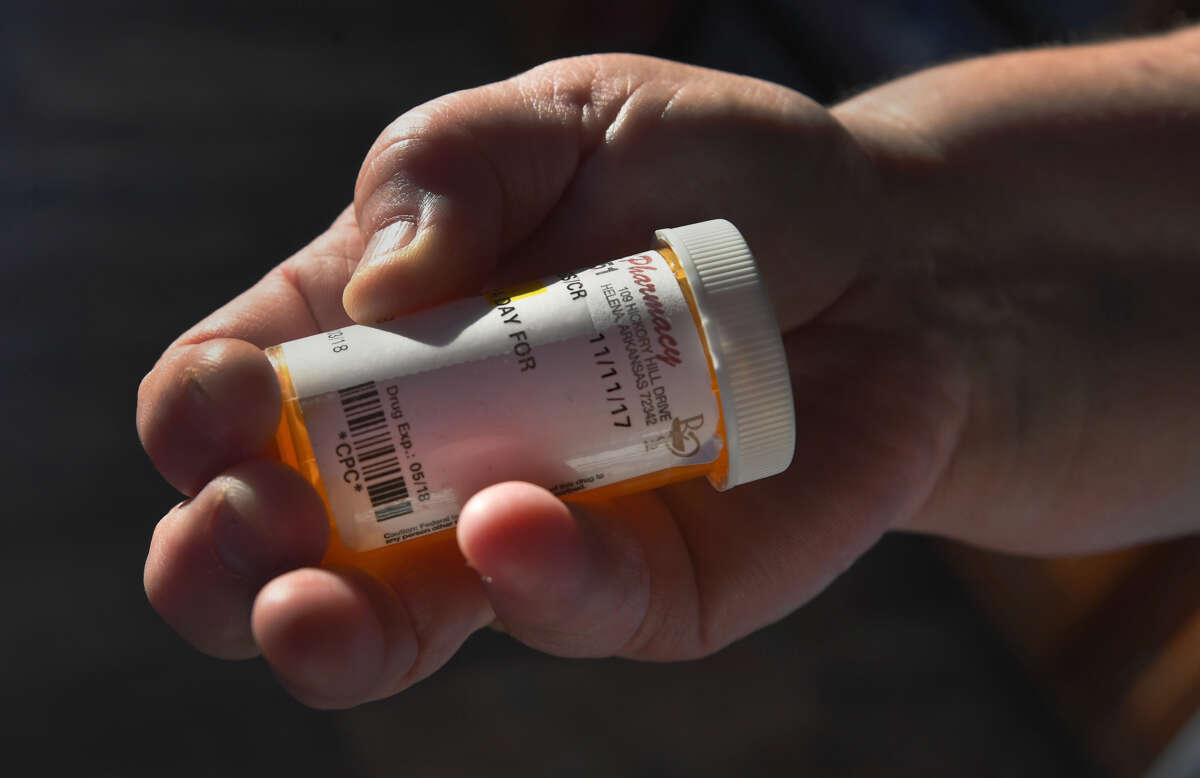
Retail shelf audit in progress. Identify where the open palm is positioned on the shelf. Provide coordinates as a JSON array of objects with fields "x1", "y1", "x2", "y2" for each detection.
[{"x1": 138, "y1": 54, "x2": 964, "y2": 708}]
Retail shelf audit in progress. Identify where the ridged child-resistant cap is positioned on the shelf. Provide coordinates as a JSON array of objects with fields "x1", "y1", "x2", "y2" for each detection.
[{"x1": 655, "y1": 220, "x2": 796, "y2": 489}]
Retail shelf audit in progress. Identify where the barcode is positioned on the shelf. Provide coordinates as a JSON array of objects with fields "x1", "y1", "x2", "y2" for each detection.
[{"x1": 337, "y1": 381, "x2": 412, "y2": 523}]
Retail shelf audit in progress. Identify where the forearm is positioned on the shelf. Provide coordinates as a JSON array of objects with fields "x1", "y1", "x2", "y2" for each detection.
[
  {"x1": 837, "y1": 24, "x2": 1200, "y2": 263},
  {"x1": 833, "y1": 26, "x2": 1200, "y2": 552}
]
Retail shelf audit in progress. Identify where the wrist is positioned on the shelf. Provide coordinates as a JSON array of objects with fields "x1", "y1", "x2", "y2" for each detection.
[
  {"x1": 832, "y1": 61, "x2": 1200, "y2": 552},
  {"x1": 805, "y1": 101, "x2": 975, "y2": 538},
  {"x1": 826, "y1": 94, "x2": 1087, "y2": 548}
]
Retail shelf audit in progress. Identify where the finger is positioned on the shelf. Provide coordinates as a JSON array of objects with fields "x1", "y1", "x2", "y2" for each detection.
[
  {"x1": 144, "y1": 459, "x2": 329, "y2": 660},
  {"x1": 252, "y1": 567, "x2": 404, "y2": 708},
  {"x1": 456, "y1": 482, "x2": 702, "y2": 659},
  {"x1": 171, "y1": 205, "x2": 361, "y2": 350},
  {"x1": 345, "y1": 55, "x2": 656, "y2": 322},
  {"x1": 139, "y1": 208, "x2": 361, "y2": 495},
  {"x1": 253, "y1": 532, "x2": 493, "y2": 709},
  {"x1": 458, "y1": 321, "x2": 966, "y2": 661},
  {"x1": 137, "y1": 338, "x2": 280, "y2": 496},
  {"x1": 346, "y1": 54, "x2": 871, "y2": 330}
]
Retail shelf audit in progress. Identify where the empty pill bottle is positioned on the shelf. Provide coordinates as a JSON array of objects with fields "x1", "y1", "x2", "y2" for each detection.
[{"x1": 265, "y1": 219, "x2": 795, "y2": 559}]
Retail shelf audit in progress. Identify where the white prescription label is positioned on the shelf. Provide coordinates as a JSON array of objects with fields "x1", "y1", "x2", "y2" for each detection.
[{"x1": 279, "y1": 251, "x2": 721, "y2": 551}]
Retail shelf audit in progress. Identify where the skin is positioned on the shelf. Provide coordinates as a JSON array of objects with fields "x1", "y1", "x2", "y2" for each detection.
[{"x1": 138, "y1": 28, "x2": 1200, "y2": 708}]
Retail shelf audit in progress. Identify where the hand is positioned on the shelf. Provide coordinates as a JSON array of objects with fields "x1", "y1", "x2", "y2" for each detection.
[{"x1": 137, "y1": 54, "x2": 965, "y2": 707}]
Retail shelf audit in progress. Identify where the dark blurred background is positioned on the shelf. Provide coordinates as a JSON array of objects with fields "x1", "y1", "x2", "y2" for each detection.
[{"x1": 5, "y1": 1, "x2": 1198, "y2": 776}]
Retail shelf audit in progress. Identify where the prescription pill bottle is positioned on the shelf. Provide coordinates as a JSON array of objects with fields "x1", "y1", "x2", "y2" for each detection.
[{"x1": 266, "y1": 219, "x2": 794, "y2": 561}]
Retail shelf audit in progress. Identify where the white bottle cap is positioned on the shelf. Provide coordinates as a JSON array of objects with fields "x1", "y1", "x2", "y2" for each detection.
[{"x1": 655, "y1": 220, "x2": 796, "y2": 489}]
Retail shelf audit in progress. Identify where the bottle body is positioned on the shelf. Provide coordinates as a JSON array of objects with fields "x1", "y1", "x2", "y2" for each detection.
[
  {"x1": 267, "y1": 220, "x2": 794, "y2": 559},
  {"x1": 268, "y1": 247, "x2": 731, "y2": 554}
]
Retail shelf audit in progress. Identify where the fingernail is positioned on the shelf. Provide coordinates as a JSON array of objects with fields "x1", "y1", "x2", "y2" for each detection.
[
  {"x1": 210, "y1": 479, "x2": 270, "y2": 579},
  {"x1": 179, "y1": 341, "x2": 261, "y2": 444},
  {"x1": 182, "y1": 365, "x2": 236, "y2": 444},
  {"x1": 357, "y1": 220, "x2": 417, "y2": 276}
]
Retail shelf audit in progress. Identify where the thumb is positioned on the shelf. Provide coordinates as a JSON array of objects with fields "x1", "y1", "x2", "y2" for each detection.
[
  {"x1": 456, "y1": 482, "x2": 659, "y2": 659},
  {"x1": 345, "y1": 57, "x2": 629, "y2": 323}
]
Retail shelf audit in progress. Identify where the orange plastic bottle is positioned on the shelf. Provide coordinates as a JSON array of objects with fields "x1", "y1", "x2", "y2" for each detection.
[{"x1": 265, "y1": 220, "x2": 794, "y2": 567}]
